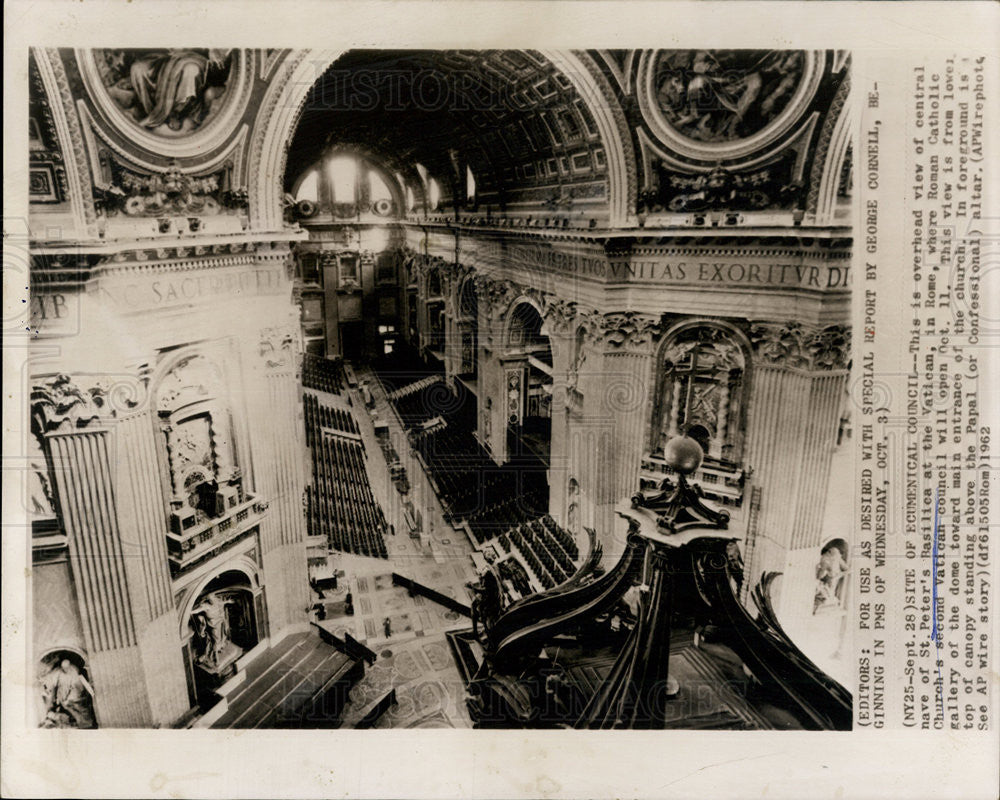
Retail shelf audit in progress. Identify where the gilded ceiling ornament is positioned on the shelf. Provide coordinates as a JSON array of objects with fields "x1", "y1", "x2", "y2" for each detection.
[{"x1": 95, "y1": 159, "x2": 247, "y2": 218}]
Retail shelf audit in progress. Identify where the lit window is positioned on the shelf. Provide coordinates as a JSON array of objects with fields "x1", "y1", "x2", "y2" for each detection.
[
  {"x1": 296, "y1": 170, "x2": 319, "y2": 202},
  {"x1": 328, "y1": 156, "x2": 357, "y2": 203},
  {"x1": 406, "y1": 186, "x2": 416, "y2": 211},
  {"x1": 369, "y1": 170, "x2": 392, "y2": 202},
  {"x1": 429, "y1": 178, "x2": 441, "y2": 210},
  {"x1": 466, "y1": 166, "x2": 476, "y2": 202},
  {"x1": 415, "y1": 163, "x2": 429, "y2": 185}
]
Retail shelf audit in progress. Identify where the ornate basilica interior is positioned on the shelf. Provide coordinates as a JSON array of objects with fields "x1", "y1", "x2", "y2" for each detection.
[{"x1": 27, "y1": 48, "x2": 853, "y2": 730}]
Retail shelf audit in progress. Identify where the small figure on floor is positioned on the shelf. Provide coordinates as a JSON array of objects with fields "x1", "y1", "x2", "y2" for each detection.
[
  {"x1": 383, "y1": 617, "x2": 392, "y2": 638},
  {"x1": 344, "y1": 591, "x2": 354, "y2": 616}
]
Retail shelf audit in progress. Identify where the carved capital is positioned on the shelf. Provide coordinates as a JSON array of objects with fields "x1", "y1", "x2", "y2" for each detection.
[
  {"x1": 579, "y1": 310, "x2": 663, "y2": 353},
  {"x1": 31, "y1": 371, "x2": 148, "y2": 434},
  {"x1": 542, "y1": 298, "x2": 581, "y2": 334},
  {"x1": 750, "y1": 322, "x2": 850, "y2": 371},
  {"x1": 258, "y1": 326, "x2": 297, "y2": 369},
  {"x1": 474, "y1": 275, "x2": 522, "y2": 317}
]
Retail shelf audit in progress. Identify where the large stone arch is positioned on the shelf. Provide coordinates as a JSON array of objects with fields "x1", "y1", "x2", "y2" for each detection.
[
  {"x1": 249, "y1": 49, "x2": 634, "y2": 231},
  {"x1": 502, "y1": 296, "x2": 548, "y2": 353},
  {"x1": 176, "y1": 555, "x2": 262, "y2": 640}
]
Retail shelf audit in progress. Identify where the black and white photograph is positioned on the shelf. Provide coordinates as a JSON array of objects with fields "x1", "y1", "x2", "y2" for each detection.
[
  {"x1": 3, "y1": 3, "x2": 998, "y2": 799},
  {"x1": 23, "y1": 44, "x2": 853, "y2": 732}
]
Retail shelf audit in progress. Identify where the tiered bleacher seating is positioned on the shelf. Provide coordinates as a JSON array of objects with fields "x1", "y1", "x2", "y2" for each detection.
[
  {"x1": 303, "y1": 392, "x2": 387, "y2": 559},
  {"x1": 463, "y1": 485, "x2": 548, "y2": 545},
  {"x1": 407, "y1": 420, "x2": 548, "y2": 541},
  {"x1": 392, "y1": 384, "x2": 447, "y2": 429},
  {"x1": 304, "y1": 393, "x2": 359, "y2": 446},
  {"x1": 375, "y1": 349, "x2": 555, "y2": 569},
  {"x1": 490, "y1": 515, "x2": 581, "y2": 600},
  {"x1": 302, "y1": 353, "x2": 346, "y2": 394},
  {"x1": 305, "y1": 434, "x2": 388, "y2": 558}
]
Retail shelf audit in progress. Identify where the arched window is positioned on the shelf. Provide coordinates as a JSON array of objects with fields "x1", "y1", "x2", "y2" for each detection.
[
  {"x1": 406, "y1": 185, "x2": 416, "y2": 211},
  {"x1": 466, "y1": 165, "x2": 476, "y2": 204},
  {"x1": 428, "y1": 177, "x2": 441, "y2": 210},
  {"x1": 369, "y1": 169, "x2": 392, "y2": 202},
  {"x1": 295, "y1": 170, "x2": 319, "y2": 203},
  {"x1": 328, "y1": 156, "x2": 357, "y2": 203}
]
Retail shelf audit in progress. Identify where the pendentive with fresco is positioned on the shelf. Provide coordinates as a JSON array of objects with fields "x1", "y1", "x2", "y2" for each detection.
[{"x1": 27, "y1": 47, "x2": 852, "y2": 730}]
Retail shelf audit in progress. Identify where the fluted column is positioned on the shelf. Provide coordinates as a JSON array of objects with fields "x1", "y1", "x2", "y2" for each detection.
[
  {"x1": 245, "y1": 326, "x2": 310, "y2": 637},
  {"x1": 744, "y1": 323, "x2": 850, "y2": 607},
  {"x1": 582, "y1": 311, "x2": 662, "y2": 558},
  {"x1": 46, "y1": 427, "x2": 150, "y2": 726},
  {"x1": 112, "y1": 409, "x2": 190, "y2": 725},
  {"x1": 32, "y1": 369, "x2": 192, "y2": 727},
  {"x1": 603, "y1": 348, "x2": 656, "y2": 503}
]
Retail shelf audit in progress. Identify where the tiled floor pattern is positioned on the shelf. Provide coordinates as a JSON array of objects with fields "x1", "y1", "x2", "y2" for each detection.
[{"x1": 339, "y1": 636, "x2": 473, "y2": 729}]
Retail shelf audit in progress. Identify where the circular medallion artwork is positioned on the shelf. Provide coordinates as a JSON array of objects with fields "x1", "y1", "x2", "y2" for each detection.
[
  {"x1": 638, "y1": 50, "x2": 822, "y2": 163},
  {"x1": 653, "y1": 50, "x2": 805, "y2": 144},
  {"x1": 95, "y1": 49, "x2": 235, "y2": 137}
]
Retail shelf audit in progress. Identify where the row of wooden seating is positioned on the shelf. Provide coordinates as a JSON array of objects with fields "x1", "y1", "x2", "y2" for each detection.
[
  {"x1": 494, "y1": 515, "x2": 580, "y2": 596},
  {"x1": 304, "y1": 393, "x2": 359, "y2": 447},
  {"x1": 305, "y1": 414, "x2": 388, "y2": 559},
  {"x1": 376, "y1": 354, "x2": 554, "y2": 561},
  {"x1": 303, "y1": 353, "x2": 346, "y2": 395}
]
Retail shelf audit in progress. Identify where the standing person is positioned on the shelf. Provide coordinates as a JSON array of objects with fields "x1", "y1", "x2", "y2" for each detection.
[
  {"x1": 383, "y1": 617, "x2": 392, "y2": 638},
  {"x1": 344, "y1": 591, "x2": 354, "y2": 616}
]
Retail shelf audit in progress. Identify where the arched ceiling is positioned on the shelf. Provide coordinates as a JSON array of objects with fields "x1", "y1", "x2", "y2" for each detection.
[{"x1": 285, "y1": 50, "x2": 613, "y2": 216}]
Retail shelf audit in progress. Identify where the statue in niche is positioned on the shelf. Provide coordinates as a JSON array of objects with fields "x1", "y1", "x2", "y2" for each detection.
[
  {"x1": 101, "y1": 49, "x2": 234, "y2": 134},
  {"x1": 191, "y1": 592, "x2": 238, "y2": 669},
  {"x1": 813, "y1": 542, "x2": 848, "y2": 613},
  {"x1": 39, "y1": 657, "x2": 96, "y2": 729},
  {"x1": 654, "y1": 50, "x2": 804, "y2": 142}
]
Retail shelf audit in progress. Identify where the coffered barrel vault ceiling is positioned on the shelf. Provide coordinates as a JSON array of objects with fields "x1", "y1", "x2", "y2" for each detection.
[{"x1": 285, "y1": 50, "x2": 615, "y2": 216}]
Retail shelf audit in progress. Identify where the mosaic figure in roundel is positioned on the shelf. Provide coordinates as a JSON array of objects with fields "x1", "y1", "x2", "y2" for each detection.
[
  {"x1": 99, "y1": 49, "x2": 234, "y2": 135},
  {"x1": 654, "y1": 50, "x2": 805, "y2": 143}
]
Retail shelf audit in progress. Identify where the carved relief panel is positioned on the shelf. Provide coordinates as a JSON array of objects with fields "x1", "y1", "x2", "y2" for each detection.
[{"x1": 653, "y1": 325, "x2": 749, "y2": 463}]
